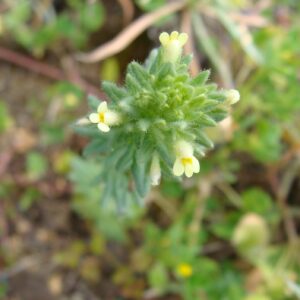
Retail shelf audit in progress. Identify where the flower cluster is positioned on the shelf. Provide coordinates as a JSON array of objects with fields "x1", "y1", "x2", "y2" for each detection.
[{"x1": 76, "y1": 31, "x2": 239, "y2": 206}]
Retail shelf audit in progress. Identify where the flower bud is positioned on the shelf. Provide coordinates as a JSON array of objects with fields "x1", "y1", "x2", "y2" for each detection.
[
  {"x1": 225, "y1": 89, "x2": 240, "y2": 105},
  {"x1": 150, "y1": 153, "x2": 161, "y2": 186},
  {"x1": 232, "y1": 213, "x2": 269, "y2": 259},
  {"x1": 159, "y1": 31, "x2": 188, "y2": 64}
]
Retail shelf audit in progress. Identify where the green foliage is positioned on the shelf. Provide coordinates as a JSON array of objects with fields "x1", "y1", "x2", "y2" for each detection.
[
  {"x1": 19, "y1": 187, "x2": 41, "y2": 211},
  {"x1": 26, "y1": 151, "x2": 48, "y2": 180},
  {"x1": 70, "y1": 156, "x2": 142, "y2": 241},
  {"x1": 75, "y1": 41, "x2": 234, "y2": 207},
  {"x1": 1, "y1": 0, "x2": 105, "y2": 55},
  {"x1": 0, "y1": 102, "x2": 13, "y2": 133}
]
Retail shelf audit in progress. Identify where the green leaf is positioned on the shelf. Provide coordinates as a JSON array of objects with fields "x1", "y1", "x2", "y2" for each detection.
[
  {"x1": 195, "y1": 131, "x2": 214, "y2": 148},
  {"x1": 19, "y1": 187, "x2": 40, "y2": 211},
  {"x1": 148, "y1": 263, "x2": 169, "y2": 291},
  {"x1": 196, "y1": 112, "x2": 217, "y2": 127},
  {"x1": 83, "y1": 138, "x2": 111, "y2": 156},
  {"x1": 128, "y1": 61, "x2": 152, "y2": 90},
  {"x1": 155, "y1": 62, "x2": 172, "y2": 83},
  {"x1": 102, "y1": 81, "x2": 127, "y2": 103},
  {"x1": 242, "y1": 188, "x2": 273, "y2": 214},
  {"x1": 132, "y1": 147, "x2": 151, "y2": 198},
  {"x1": 116, "y1": 144, "x2": 135, "y2": 172},
  {"x1": 190, "y1": 70, "x2": 210, "y2": 86},
  {"x1": 80, "y1": 2, "x2": 105, "y2": 31},
  {"x1": 125, "y1": 73, "x2": 142, "y2": 94},
  {"x1": 26, "y1": 152, "x2": 48, "y2": 180},
  {"x1": 88, "y1": 94, "x2": 101, "y2": 110}
]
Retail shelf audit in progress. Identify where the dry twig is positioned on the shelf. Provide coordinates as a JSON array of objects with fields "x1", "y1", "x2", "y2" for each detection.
[
  {"x1": 76, "y1": 1, "x2": 186, "y2": 63},
  {"x1": 0, "y1": 46, "x2": 104, "y2": 98},
  {"x1": 117, "y1": 0, "x2": 135, "y2": 26}
]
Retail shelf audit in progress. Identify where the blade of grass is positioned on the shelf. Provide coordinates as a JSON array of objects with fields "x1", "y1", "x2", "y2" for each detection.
[
  {"x1": 192, "y1": 13, "x2": 233, "y2": 88},
  {"x1": 215, "y1": 8, "x2": 264, "y2": 64}
]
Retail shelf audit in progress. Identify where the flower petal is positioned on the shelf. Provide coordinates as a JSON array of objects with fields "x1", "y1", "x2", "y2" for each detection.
[
  {"x1": 175, "y1": 140, "x2": 193, "y2": 157},
  {"x1": 150, "y1": 154, "x2": 161, "y2": 186},
  {"x1": 105, "y1": 111, "x2": 120, "y2": 125},
  {"x1": 89, "y1": 113, "x2": 99, "y2": 123},
  {"x1": 191, "y1": 156, "x2": 200, "y2": 173},
  {"x1": 170, "y1": 31, "x2": 179, "y2": 40},
  {"x1": 184, "y1": 163, "x2": 194, "y2": 178},
  {"x1": 173, "y1": 158, "x2": 184, "y2": 176},
  {"x1": 178, "y1": 33, "x2": 188, "y2": 46},
  {"x1": 98, "y1": 122, "x2": 110, "y2": 132},
  {"x1": 97, "y1": 101, "x2": 108, "y2": 113},
  {"x1": 159, "y1": 32, "x2": 170, "y2": 46}
]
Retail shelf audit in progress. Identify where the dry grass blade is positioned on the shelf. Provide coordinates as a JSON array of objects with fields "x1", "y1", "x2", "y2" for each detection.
[
  {"x1": 216, "y1": 9, "x2": 264, "y2": 64},
  {"x1": 117, "y1": 0, "x2": 135, "y2": 26},
  {"x1": 76, "y1": 1, "x2": 185, "y2": 63},
  {"x1": 192, "y1": 13, "x2": 233, "y2": 88},
  {"x1": 181, "y1": 9, "x2": 200, "y2": 76}
]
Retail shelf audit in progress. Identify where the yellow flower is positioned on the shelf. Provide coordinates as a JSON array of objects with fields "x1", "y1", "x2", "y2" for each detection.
[
  {"x1": 89, "y1": 101, "x2": 120, "y2": 132},
  {"x1": 159, "y1": 31, "x2": 188, "y2": 63},
  {"x1": 173, "y1": 140, "x2": 200, "y2": 178},
  {"x1": 150, "y1": 153, "x2": 161, "y2": 186},
  {"x1": 177, "y1": 263, "x2": 193, "y2": 278},
  {"x1": 225, "y1": 89, "x2": 240, "y2": 105},
  {"x1": 64, "y1": 93, "x2": 78, "y2": 108}
]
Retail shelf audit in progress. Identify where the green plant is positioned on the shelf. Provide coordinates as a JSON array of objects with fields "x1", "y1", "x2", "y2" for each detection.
[
  {"x1": 1, "y1": 0, "x2": 105, "y2": 56},
  {"x1": 75, "y1": 31, "x2": 239, "y2": 209}
]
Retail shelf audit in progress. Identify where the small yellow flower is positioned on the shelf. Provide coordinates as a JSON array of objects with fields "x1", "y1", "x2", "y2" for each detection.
[
  {"x1": 225, "y1": 89, "x2": 240, "y2": 105},
  {"x1": 89, "y1": 101, "x2": 120, "y2": 132},
  {"x1": 150, "y1": 153, "x2": 161, "y2": 186},
  {"x1": 64, "y1": 93, "x2": 78, "y2": 107},
  {"x1": 173, "y1": 140, "x2": 200, "y2": 178},
  {"x1": 177, "y1": 263, "x2": 193, "y2": 278},
  {"x1": 159, "y1": 31, "x2": 188, "y2": 63}
]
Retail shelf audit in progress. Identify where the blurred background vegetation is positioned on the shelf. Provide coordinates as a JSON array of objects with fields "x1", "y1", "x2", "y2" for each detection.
[{"x1": 0, "y1": 0, "x2": 300, "y2": 299}]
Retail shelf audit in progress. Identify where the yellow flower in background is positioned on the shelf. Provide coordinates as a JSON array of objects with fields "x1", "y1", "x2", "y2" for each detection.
[
  {"x1": 89, "y1": 101, "x2": 120, "y2": 132},
  {"x1": 159, "y1": 31, "x2": 188, "y2": 63},
  {"x1": 177, "y1": 263, "x2": 193, "y2": 278},
  {"x1": 64, "y1": 93, "x2": 79, "y2": 108},
  {"x1": 173, "y1": 140, "x2": 200, "y2": 178}
]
